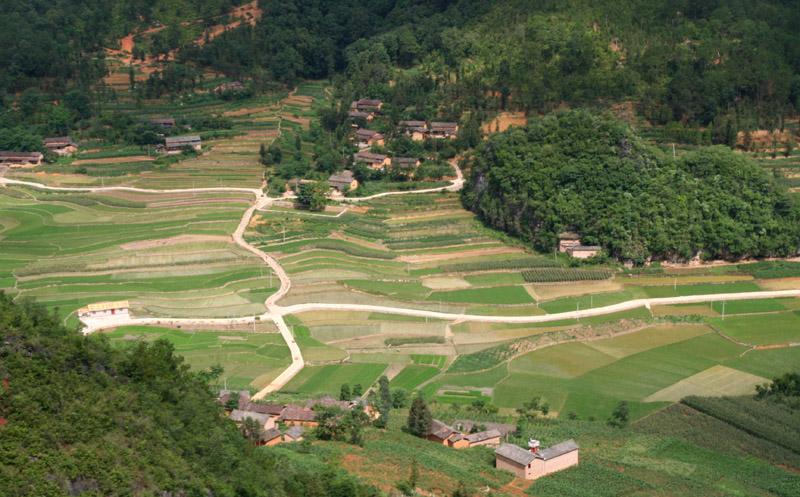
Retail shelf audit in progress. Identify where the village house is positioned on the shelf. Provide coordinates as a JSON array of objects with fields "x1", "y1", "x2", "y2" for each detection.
[
  {"x1": 43, "y1": 137, "x2": 78, "y2": 156},
  {"x1": 149, "y1": 118, "x2": 175, "y2": 129},
  {"x1": 351, "y1": 99, "x2": 383, "y2": 112},
  {"x1": 354, "y1": 128, "x2": 385, "y2": 148},
  {"x1": 328, "y1": 170, "x2": 358, "y2": 193},
  {"x1": 278, "y1": 405, "x2": 318, "y2": 428},
  {"x1": 77, "y1": 301, "x2": 129, "y2": 319},
  {"x1": 214, "y1": 81, "x2": 246, "y2": 92},
  {"x1": 159, "y1": 135, "x2": 202, "y2": 154},
  {"x1": 348, "y1": 111, "x2": 374, "y2": 125},
  {"x1": 567, "y1": 245, "x2": 601, "y2": 259},
  {"x1": 218, "y1": 389, "x2": 251, "y2": 410},
  {"x1": 454, "y1": 420, "x2": 517, "y2": 438},
  {"x1": 557, "y1": 232, "x2": 582, "y2": 252},
  {"x1": 0, "y1": 151, "x2": 43, "y2": 167},
  {"x1": 465, "y1": 429, "x2": 502, "y2": 447},
  {"x1": 354, "y1": 150, "x2": 390, "y2": 170},
  {"x1": 426, "y1": 420, "x2": 468, "y2": 448},
  {"x1": 244, "y1": 402, "x2": 286, "y2": 419},
  {"x1": 495, "y1": 439, "x2": 579, "y2": 480},
  {"x1": 283, "y1": 425, "x2": 305, "y2": 442},
  {"x1": 397, "y1": 120, "x2": 427, "y2": 141},
  {"x1": 229, "y1": 409, "x2": 276, "y2": 433},
  {"x1": 260, "y1": 428, "x2": 283, "y2": 446},
  {"x1": 429, "y1": 122, "x2": 459, "y2": 139},
  {"x1": 391, "y1": 157, "x2": 420, "y2": 169}
]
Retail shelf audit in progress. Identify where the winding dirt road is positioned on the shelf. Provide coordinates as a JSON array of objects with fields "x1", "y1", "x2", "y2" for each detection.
[{"x1": 4, "y1": 172, "x2": 797, "y2": 397}]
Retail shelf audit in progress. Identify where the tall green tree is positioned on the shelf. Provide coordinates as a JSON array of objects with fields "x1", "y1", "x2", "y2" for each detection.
[{"x1": 407, "y1": 396, "x2": 433, "y2": 437}]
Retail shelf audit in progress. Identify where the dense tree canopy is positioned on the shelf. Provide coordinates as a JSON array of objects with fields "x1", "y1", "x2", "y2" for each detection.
[
  {"x1": 462, "y1": 110, "x2": 800, "y2": 263},
  {"x1": 0, "y1": 293, "x2": 378, "y2": 496}
]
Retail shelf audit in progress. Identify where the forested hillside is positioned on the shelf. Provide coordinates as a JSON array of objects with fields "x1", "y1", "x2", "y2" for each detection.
[
  {"x1": 462, "y1": 110, "x2": 800, "y2": 262},
  {"x1": 0, "y1": 293, "x2": 377, "y2": 496}
]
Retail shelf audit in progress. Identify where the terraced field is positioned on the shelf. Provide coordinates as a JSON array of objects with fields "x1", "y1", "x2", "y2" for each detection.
[{"x1": 0, "y1": 188, "x2": 274, "y2": 326}]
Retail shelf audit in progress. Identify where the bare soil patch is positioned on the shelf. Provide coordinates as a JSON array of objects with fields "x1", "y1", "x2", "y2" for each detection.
[
  {"x1": 73, "y1": 156, "x2": 155, "y2": 165},
  {"x1": 482, "y1": 112, "x2": 527, "y2": 134}
]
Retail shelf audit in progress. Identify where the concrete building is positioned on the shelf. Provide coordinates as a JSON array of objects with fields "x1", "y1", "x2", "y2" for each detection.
[
  {"x1": 77, "y1": 301, "x2": 129, "y2": 319},
  {"x1": 495, "y1": 439, "x2": 579, "y2": 480}
]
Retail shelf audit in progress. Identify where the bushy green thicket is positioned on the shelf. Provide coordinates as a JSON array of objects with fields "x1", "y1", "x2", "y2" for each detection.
[
  {"x1": 738, "y1": 261, "x2": 800, "y2": 280},
  {"x1": 463, "y1": 110, "x2": 800, "y2": 263},
  {"x1": 0, "y1": 292, "x2": 379, "y2": 497}
]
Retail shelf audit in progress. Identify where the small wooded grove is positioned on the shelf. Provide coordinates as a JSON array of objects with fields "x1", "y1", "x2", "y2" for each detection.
[
  {"x1": 462, "y1": 110, "x2": 800, "y2": 263},
  {"x1": 0, "y1": 293, "x2": 379, "y2": 497}
]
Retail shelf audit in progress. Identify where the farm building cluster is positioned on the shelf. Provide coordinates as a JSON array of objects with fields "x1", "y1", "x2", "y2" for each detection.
[
  {"x1": 424, "y1": 419, "x2": 515, "y2": 450},
  {"x1": 218, "y1": 391, "x2": 375, "y2": 446},
  {"x1": 558, "y1": 231, "x2": 601, "y2": 259}
]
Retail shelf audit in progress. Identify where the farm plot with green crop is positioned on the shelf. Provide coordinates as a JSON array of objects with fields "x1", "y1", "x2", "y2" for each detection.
[
  {"x1": 282, "y1": 363, "x2": 388, "y2": 394},
  {"x1": 389, "y1": 365, "x2": 440, "y2": 391},
  {"x1": 709, "y1": 311, "x2": 800, "y2": 345}
]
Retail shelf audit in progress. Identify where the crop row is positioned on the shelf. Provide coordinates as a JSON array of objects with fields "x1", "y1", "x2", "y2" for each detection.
[
  {"x1": 521, "y1": 269, "x2": 613, "y2": 282},
  {"x1": 439, "y1": 257, "x2": 560, "y2": 273}
]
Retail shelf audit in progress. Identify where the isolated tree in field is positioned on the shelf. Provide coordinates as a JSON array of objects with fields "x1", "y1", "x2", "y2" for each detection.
[
  {"x1": 340, "y1": 383, "x2": 351, "y2": 401},
  {"x1": 407, "y1": 396, "x2": 432, "y2": 436},
  {"x1": 608, "y1": 401, "x2": 630, "y2": 427},
  {"x1": 378, "y1": 375, "x2": 392, "y2": 408},
  {"x1": 296, "y1": 182, "x2": 327, "y2": 211},
  {"x1": 391, "y1": 389, "x2": 409, "y2": 408}
]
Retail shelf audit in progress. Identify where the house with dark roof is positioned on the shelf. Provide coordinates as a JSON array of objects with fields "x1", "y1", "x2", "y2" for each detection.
[
  {"x1": 354, "y1": 151, "x2": 390, "y2": 170},
  {"x1": 495, "y1": 439, "x2": 579, "y2": 480},
  {"x1": 245, "y1": 403, "x2": 286, "y2": 419},
  {"x1": 229, "y1": 409, "x2": 276, "y2": 432},
  {"x1": 43, "y1": 137, "x2": 78, "y2": 156},
  {"x1": 159, "y1": 135, "x2": 201, "y2": 154},
  {"x1": 348, "y1": 111, "x2": 374, "y2": 125},
  {"x1": 391, "y1": 157, "x2": 420, "y2": 169},
  {"x1": 328, "y1": 170, "x2": 358, "y2": 193},
  {"x1": 278, "y1": 405, "x2": 318, "y2": 428},
  {"x1": 354, "y1": 128, "x2": 385, "y2": 148},
  {"x1": 465, "y1": 429, "x2": 502, "y2": 447},
  {"x1": 429, "y1": 122, "x2": 459, "y2": 139},
  {"x1": 351, "y1": 99, "x2": 383, "y2": 112},
  {"x1": 0, "y1": 151, "x2": 43, "y2": 167},
  {"x1": 454, "y1": 420, "x2": 517, "y2": 437},
  {"x1": 397, "y1": 121, "x2": 427, "y2": 141},
  {"x1": 283, "y1": 425, "x2": 305, "y2": 442},
  {"x1": 425, "y1": 420, "x2": 469, "y2": 448},
  {"x1": 260, "y1": 427, "x2": 283, "y2": 446},
  {"x1": 149, "y1": 118, "x2": 175, "y2": 129},
  {"x1": 218, "y1": 390, "x2": 251, "y2": 411}
]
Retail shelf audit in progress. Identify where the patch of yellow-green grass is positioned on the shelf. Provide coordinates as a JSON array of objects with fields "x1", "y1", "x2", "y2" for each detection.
[
  {"x1": 643, "y1": 365, "x2": 769, "y2": 402},
  {"x1": 618, "y1": 274, "x2": 754, "y2": 286},
  {"x1": 777, "y1": 297, "x2": 800, "y2": 310},
  {"x1": 582, "y1": 325, "x2": 713, "y2": 359},
  {"x1": 757, "y1": 278, "x2": 800, "y2": 290},
  {"x1": 526, "y1": 281, "x2": 623, "y2": 301},
  {"x1": 651, "y1": 304, "x2": 720, "y2": 317},
  {"x1": 420, "y1": 276, "x2": 472, "y2": 290}
]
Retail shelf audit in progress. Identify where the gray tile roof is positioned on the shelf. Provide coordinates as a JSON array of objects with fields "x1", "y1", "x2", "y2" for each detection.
[
  {"x1": 535, "y1": 439, "x2": 579, "y2": 460},
  {"x1": 284, "y1": 425, "x2": 305, "y2": 440},
  {"x1": 430, "y1": 419, "x2": 458, "y2": 439},
  {"x1": 454, "y1": 420, "x2": 517, "y2": 436},
  {"x1": 229, "y1": 409, "x2": 271, "y2": 426},
  {"x1": 165, "y1": 135, "x2": 201, "y2": 145},
  {"x1": 465, "y1": 429, "x2": 501, "y2": 444},
  {"x1": 245, "y1": 403, "x2": 285, "y2": 416},
  {"x1": 495, "y1": 443, "x2": 536, "y2": 466},
  {"x1": 328, "y1": 170, "x2": 355, "y2": 184},
  {"x1": 279, "y1": 406, "x2": 316, "y2": 422},
  {"x1": 262, "y1": 427, "x2": 282, "y2": 442}
]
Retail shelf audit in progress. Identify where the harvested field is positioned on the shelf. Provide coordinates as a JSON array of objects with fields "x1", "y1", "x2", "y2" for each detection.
[{"x1": 527, "y1": 281, "x2": 623, "y2": 301}]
